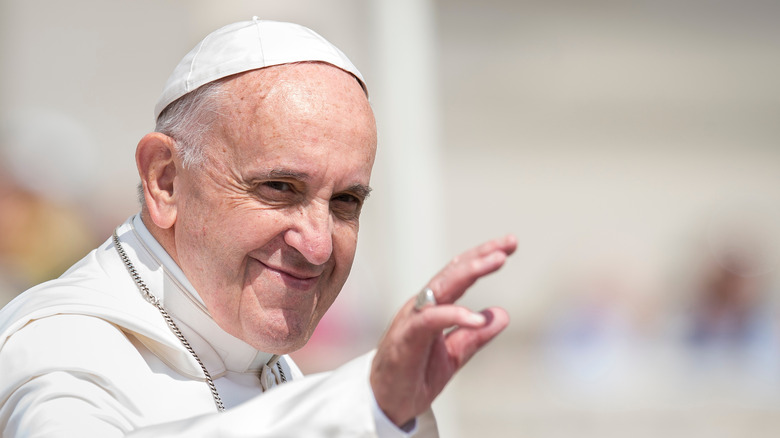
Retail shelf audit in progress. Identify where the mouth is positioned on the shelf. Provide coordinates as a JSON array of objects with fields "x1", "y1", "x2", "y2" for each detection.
[{"x1": 254, "y1": 259, "x2": 321, "y2": 290}]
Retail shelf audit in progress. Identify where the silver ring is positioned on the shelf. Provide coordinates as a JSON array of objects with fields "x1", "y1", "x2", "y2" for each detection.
[{"x1": 414, "y1": 287, "x2": 437, "y2": 312}]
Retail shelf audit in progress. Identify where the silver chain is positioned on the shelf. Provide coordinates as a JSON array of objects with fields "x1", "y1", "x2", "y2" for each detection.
[
  {"x1": 112, "y1": 231, "x2": 226, "y2": 412},
  {"x1": 273, "y1": 355, "x2": 288, "y2": 382}
]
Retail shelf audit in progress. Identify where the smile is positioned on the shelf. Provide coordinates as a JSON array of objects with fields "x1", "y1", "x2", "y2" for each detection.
[{"x1": 254, "y1": 259, "x2": 321, "y2": 290}]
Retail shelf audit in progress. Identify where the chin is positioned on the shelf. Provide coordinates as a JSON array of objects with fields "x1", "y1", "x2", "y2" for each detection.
[
  {"x1": 258, "y1": 335, "x2": 309, "y2": 355},
  {"x1": 248, "y1": 318, "x2": 313, "y2": 354}
]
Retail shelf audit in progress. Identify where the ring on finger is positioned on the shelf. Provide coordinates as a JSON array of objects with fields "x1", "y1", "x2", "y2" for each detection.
[{"x1": 414, "y1": 287, "x2": 437, "y2": 312}]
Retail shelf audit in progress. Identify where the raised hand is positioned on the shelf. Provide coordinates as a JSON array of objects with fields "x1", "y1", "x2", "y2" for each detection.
[{"x1": 370, "y1": 234, "x2": 517, "y2": 426}]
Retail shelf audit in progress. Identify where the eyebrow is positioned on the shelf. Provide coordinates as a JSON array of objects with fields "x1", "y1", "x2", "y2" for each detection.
[
  {"x1": 346, "y1": 184, "x2": 373, "y2": 200},
  {"x1": 266, "y1": 168, "x2": 310, "y2": 180}
]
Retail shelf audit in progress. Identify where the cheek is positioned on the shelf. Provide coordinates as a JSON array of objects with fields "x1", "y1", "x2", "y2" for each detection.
[
  {"x1": 216, "y1": 207, "x2": 288, "y2": 250},
  {"x1": 311, "y1": 224, "x2": 357, "y2": 293},
  {"x1": 320, "y1": 226, "x2": 358, "y2": 309},
  {"x1": 333, "y1": 224, "x2": 359, "y2": 272},
  {"x1": 174, "y1": 206, "x2": 261, "y2": 296}
]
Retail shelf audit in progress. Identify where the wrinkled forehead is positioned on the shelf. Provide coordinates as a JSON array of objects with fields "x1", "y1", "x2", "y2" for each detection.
[
  {"x1": 206, "y1": 63, "x2": 376, "y2": 163},
  {"x1": 223, "y1": 62, "x2": 369, "y2": 113}
]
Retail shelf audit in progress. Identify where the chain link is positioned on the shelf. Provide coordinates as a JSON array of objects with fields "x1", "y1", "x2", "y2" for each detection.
[{"x1": 276, "y1": 361, "x2": 287, "y2": 383}]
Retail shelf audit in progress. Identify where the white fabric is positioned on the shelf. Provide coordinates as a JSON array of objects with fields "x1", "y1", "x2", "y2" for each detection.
[
  {"x1": 154, "y1": 18, "x2": 368, "y2": 121},
  {"x1": 0, "y1": 215, "x2": 437, "y2": 437}
]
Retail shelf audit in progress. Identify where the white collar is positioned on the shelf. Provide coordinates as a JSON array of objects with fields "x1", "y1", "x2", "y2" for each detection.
[{"x1": 127, "y1": 214, "x2": 274, "y2": 375}]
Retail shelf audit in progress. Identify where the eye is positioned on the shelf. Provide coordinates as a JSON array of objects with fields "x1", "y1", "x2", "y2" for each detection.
[
  {"x1": 332, "y1": 193, "x2": 360, "y2": 204},
  {"x1": 331, "y1": 193, "x2": 363, "y2": 221},
  {"x1": 252, "y1": 180, "x2": 301, "y2": 205},
  {"x1": 264, "y1": 181, "x2": 293, "y2": 192}
]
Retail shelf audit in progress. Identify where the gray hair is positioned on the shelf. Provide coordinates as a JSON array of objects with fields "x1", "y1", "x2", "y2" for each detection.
[
  {"x1": 154, "y1": 80, "x2": 227, "y2": 168},
  {"x1": 138, "y1": 80, "x2": 227, "y2": 208}
]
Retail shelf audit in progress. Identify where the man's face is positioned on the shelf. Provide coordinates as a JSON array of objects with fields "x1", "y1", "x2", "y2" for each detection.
[{"x1": 170, "y1": 63, "x2": 377, "y2": 354}]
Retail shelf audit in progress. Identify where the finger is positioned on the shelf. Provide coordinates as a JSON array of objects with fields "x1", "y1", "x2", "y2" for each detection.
[
  {"x1": 443, "y1": 307, "x2": 509, "y2": 369},
  {"x1": 428, "y1": 234, "x2": 517, "y2": 305},
  {"x1": 390, "y1": 304, "x2": 490, "y2": 360},
  {"x1": 467, "y1": 233, "x2": 518, "y2": 259},
  {"x1": 450, "y1": 234, "x2": 518, "y2": 265},
  {"x1": 412, "y1": 304, "x2": 490, "y2": 333}
]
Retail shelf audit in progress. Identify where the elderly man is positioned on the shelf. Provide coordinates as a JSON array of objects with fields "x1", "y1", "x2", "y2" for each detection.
[{"x1": 0, "y1": 19, "x2": 516, "y2": 437}]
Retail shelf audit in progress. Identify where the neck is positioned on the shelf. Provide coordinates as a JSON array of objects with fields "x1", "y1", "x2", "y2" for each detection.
[{"x1": 140, "y1": 208, "x2": 179, "y2": 265}]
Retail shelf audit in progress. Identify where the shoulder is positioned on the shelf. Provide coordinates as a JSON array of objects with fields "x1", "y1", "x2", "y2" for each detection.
[
  {"x1": 0, "y1": 314, "x2": 217, "y2": 434},
  {"x1": 1, "y1": 314, "x2": 137, "y2": 374},
  {"x1": 0, "y1": 240, "x2": 163, "y2": 350},
  {"x1": 0, "y1": 314, "x2": 148, "y2": 409}
]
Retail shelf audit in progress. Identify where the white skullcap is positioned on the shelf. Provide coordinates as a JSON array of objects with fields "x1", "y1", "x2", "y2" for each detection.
[{"x1": 154, "y1": 17, "x2": 367, "y2": 121}]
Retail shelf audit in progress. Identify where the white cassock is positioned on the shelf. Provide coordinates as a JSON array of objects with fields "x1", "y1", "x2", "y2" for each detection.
[{"x1": 0, "y1": 215, "x2": 438, "y2": 437}]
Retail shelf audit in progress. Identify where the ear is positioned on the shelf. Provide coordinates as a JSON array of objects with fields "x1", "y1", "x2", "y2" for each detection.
[{"x1": 136, "y1": 132, "x2": 179, "y2": 229}]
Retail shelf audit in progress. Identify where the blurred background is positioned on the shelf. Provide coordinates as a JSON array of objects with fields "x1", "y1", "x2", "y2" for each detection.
[{"x1": 1, "y1": 0, "x2": 780, "y2": 436}]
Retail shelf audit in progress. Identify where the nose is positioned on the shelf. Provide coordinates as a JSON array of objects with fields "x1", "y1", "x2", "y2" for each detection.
[{"x1": 283, "y1": 201, "x2": 333, "y2": 266}]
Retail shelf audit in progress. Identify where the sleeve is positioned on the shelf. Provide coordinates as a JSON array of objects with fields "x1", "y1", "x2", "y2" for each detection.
[
  {"x1": 371, "y1": 383, "x2": 438, "y2": 438},
  {"x1": 0, "y1": 315, "x2": 439, "y2": 438},
  {"x1": 126, "y1": 352, "x2": 438, "y2": 438}
]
